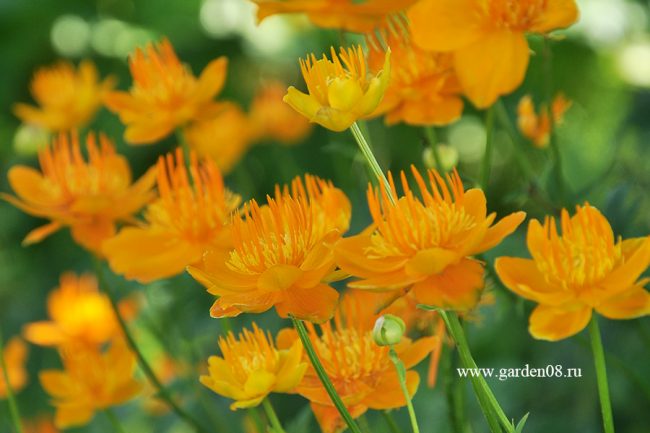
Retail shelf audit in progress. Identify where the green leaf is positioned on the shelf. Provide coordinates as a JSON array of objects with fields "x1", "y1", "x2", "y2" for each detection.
[{"x1": 515, "y1": 413, "x2": 530, "y2": 433}]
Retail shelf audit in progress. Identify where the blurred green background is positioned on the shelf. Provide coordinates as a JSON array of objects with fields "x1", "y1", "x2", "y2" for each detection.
[{"x1": 1, "y1": 0, "x2": 649, "y2": 432}]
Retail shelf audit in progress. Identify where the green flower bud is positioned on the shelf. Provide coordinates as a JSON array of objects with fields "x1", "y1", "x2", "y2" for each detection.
[{"x1": 373, "y1": 314, "x2": 406, "y2": 346}]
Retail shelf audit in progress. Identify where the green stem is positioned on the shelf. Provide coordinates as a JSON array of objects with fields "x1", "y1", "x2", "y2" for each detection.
[
  {"x1": 542, "y1": 38, "x2": 567, "y2": 203},
  {"x1": 479, "y1": 105, "x2": 496, "y2": 191},
  {"x1": 494, "y1": 101, "x2": 535, "y2": 179},
  {"x1": 248, "y1": 407, "x2": 266, "y2": 433},
  {"x1": 358, "y1": 413, "x2": 372, "y2": 433},
  {"x1": 93, "y1": 259, "x2": 210, "y2": 433},
  {"x1": 382, "y1": 411, "x2": 404, "y2": 433},
  {"x1": 105, "y1": 408, "x2": 127, "y2": 433},
  {"x1": 388, "y1": 348, "x2": 420, "y2": 433},
  {"x1": 440, "y1": 311, "x2": 513, "y2": 433},
  {"x1": 442, "y1": 341, "x2": 471, "y2": 433},
  {"x1": 0, "y1": 327, "x2": 24, "y2": 433},
  {"x1": 424, "y1": 126, "x2": 444, "y2": 173},
  {"x1": 262, "y1": 398, "x2": 287, "y2": 433},
  {"x1": 350, "y1": 122, "x2": 395, "y2": 203},
  {"x1": 589, "y1": 316, "x2": 615, "y2": 433},
  {"x1": 290, "y1": 317, "x2": 362, "y2": 433}
]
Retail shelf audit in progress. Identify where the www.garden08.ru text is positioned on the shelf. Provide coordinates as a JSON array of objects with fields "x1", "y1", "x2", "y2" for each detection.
[{"x1": 457, "y1": 364, "x2": 583, "y2": 381}]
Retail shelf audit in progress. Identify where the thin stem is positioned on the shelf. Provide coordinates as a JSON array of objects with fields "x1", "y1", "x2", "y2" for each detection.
[
  {"x1": 93, "y1": 259, "x2": 210, "y2": 433},
  {"x1": 105, "y1": 408, "x2": 127, "y2": 433},
  {"x1": 290, "y1": 317, "x2": 363, "y2": 433},
  {"x1": 350, "y1": 122, "x2": 395, "y2": 203},
  {"x1": 589, "y1": 316, "x2": 615, "y2": 433},
  {"x1": 494, "y1": 101, "x2": 535, "y2": 179},
  {"x1": 479, "y1": 105, "x2": 496, "y2": 191},
  {"x1": 424, "y1": 126, "x2": 444, "y2": 173},
  {"x1": 382, "y1": 411, "x2": 404, "y2": 433},
  {"x1": 388, "y1": 348, "x2": 420, "y2": 433},
  {"x1": 262, "y1": 398, "x2": 287, "y2": 433},
  {"x1": 442, "y1": 341, "x2": 470, "y2": 433},
  {"x1": 0, "y1": 327, "x2": 24, "y2": 433},
  {"x1": 440, "y1": 311, "x2": 513, "y2": 433},
  {"x1": 542, "y1": 38, "x2": 567, "y2": 203},
  {"x1": 248, "y1": 407, "x2": 266, "y2": 433}
]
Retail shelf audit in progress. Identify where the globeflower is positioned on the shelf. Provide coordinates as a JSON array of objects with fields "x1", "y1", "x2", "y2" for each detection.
[
  {"x1": 183, "y1": 103, "x2": 253, "y2": 173},
  {"x1": 277, "y1": 294, "x2": 435, "y2": 433},
  {"x1": 200, "y1": 323, "x2": 307, "y2": 410},
  {"x1": 0, "y1": 337, "x2": 28, "y2": 399},
  {"x1": 13, "y1": 60, "x2": 115, "y2": 132},
  {"x1": 284, "y1": 45, "x2": 390, "y2": 132},
  {"x1": 408, "y1": 0, "x2": 579, "y2": 108},
  {"x1": 495, "y1": 204, "x2": 650, "y2": 341},
  {"x1": 249, "y1": 81, "x2": 312, "y2": 145},
  {"x1": 105, "y1": 38, "x2": 229, "y2": 144},
  {"x1": 103, "y1": 149, "x2": 240, "y2": 283},
  {"x1": 39, "y1": 338, "x2": 142, "y2": 428},
  {"x1": 188, "y1": 174, "x2": 351, "y2": 322},
  {"x1": 335, "y1": 166, "x2": 526, "y2": 310},
  {"x1": 23, "y1": 272, "x2": 122, "y2": 347},
  {"x1": 1, "y1": 131, "x2": 156, "y2": 254},
  {"x1": 367, "y1": 31, "x2": 463, "y2": 126},
  {"x1": 517, "y1": 93, "x2": 572, "y2": 148},
  {"x1": 250, "y1": 0, "x2": 418, "y2": 33}
]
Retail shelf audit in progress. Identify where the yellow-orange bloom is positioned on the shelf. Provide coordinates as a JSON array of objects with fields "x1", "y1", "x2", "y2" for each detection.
[
  {"x1": 103, "y1": 149, "x2": 240, "y2": 283},
  {"x1": 184, "y1": 103, "x2": 253, "y2": 173},
  {"x1": 40, "y1": 338, "x2": 142, "y2": 428},
  {"x1": 517, "y1": 93, "x2": 572, "y2": 148},
  {"x1": 13, "y1": 60, "x2": 115, "y2": 132},
  {"x1": 200, "y1": 323, "x2": 307, "y2": 410},
  {"x1": 105, "y1": 38, "x2": 228, "y2": 144},
  {"x1": 0, "y1": 337, "x2": 28, "y2": 399},
  {"x1": 1, "y1": 132, "x2": 156, "y2": 254},
  {"x1": 23, "y1": 272, "x2": 122, "y2": 347},
  {"x1": 367, "y1": 31, "x2": 463, "y2": 126},
  {"x1": 251, "y1": 0, "x2": 418, "y2": 33},
  {"x1": 335, "y1": 166, "x2": 526, "y2": 310},
  {"x1": 408, "y1": 0, "x2": 579, "y2": 108},
  {"x1": 495, "y1": 204, "x2": 650, "y2": 341},
  {"x1": 189, "y1": 174, "x2": 351, "y2": 322},
  {"x1": 278, "y1": 294, "x2": 435, "y2": 433},
  {"x1": 249, "y1": 81, "x2": 312, "y2": 145},
  {"x1": 284, "y1": 46, "x2": 390, "y2": 132}
]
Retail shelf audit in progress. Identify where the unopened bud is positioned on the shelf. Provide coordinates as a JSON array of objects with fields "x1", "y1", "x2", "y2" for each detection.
[{"x1": 373, "y1": 314, "x2": 406, "y2": 346}]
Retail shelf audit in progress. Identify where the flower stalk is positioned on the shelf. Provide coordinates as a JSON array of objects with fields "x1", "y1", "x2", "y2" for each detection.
[
  {"x1": 93, "y1": 259, "x2": 210, "y2": 433},
  {"x1": 424, "y1": 126, "x2": 445, "y2": 173},
  {"x1": 262, "y1": 398, "x2": 287, "y2": 433},
  {"x1": 105, "y1": 408, "x2": 127, "y2": 433},
  {"x1": 350, "y1": 122, "x2": 395, "y2": 203},
  {"x1": 0, "y1": 327, "x2": 24, "y2": 433},
  {"x1": 479, "y1": 105, "x2": 496, "y2": 191},
  {"x1": 388, "y1": 347, "x2": 421, "y2": 433},
  {"x1": 290, "y1": 316, "x2": 363, "y2": 433},
  {"x1": 589, "y1": 316, "x2": 615, "y2": 433}
]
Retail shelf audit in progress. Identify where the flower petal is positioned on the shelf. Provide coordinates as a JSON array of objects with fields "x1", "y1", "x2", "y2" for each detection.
[
  {"x1": 596, "y1": 285, "x2": 650, "y2": 320},
  {"x1": 528, "y1": 303, "x2": 592, "y2": 341}
]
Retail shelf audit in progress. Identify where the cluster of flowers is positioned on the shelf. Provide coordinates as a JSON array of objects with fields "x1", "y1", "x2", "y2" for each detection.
[{"x1": 2, "y1": 1, "x2": 649, "y2": 433}]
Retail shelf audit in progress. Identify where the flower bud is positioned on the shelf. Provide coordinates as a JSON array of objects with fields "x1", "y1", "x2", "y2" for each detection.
[{"x1": 373, "y1": 314, "x2": 406, "y2": 346}]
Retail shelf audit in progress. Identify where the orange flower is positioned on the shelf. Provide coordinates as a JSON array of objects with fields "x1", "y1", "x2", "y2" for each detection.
[
  {"x1": 105, "y1": 38, "x2": 228, "y2": 144},
  {"x1": 13, "y1": 60, "x2": 115, "y2": 132},
  {"x1": 1, "y1": 131, "x2": 156, "y2": 254},
  {"x1": 249, "y1": 81, "x2": 312, "y2": 145},
  {"x1": 278, "y1": 293, "x2": 435, "y2": 433},
  {"x1": 188, "y1": 175, "x2": 351, "y2": 322},
  {"x1": 103, "y1": 149, "x2": 240, "y2": 283},
  {"x1": 251, "y1": 0, "x2": 418, "y2": 33},
  {"x1": 183, "y1": 103, "x2": 253, "y2": 173},
  {"x1": 367, "y1": 31, "x2": 463, "y2": 126},
  {"x1": 0, "y1": 337, "x2": 28, "y2": 399},
  {"x1": 23, "y1": 272, "x2": 122, "y2": 347},
  {"x1": 495, "y1": 204, "x2": 650, "y2": 341},
  {"x1": 408, "y1": 0, "x2": 579, "y2": 108},
  {"x1": 517, "y1": 93, "x2": 572, "y2": 148},
  {"x1": 200, "y1": 323, "x2": 307, "y2": 410},
  {"x1": 335, "y1": 166, "x2": 526, "y2": 310},
  {"x1": 40, "y1": 338, "x2": 142, "y2": 428}
]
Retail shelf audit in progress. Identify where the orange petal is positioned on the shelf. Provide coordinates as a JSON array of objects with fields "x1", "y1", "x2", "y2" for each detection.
[
  {"x1": 398, "y1": 336, "x2": 437, "y2": 369},
  {"x1": 363, "y1": 370, "x2": 419, "y2": 409},
  {"x1": 454, "y1": 30, "x2": 530, "y2": 108},
  {"x1": 23, "y1": 221, "x2": 63, "y2": 246},
  {"x1": 528, "y1": 303, "x2": 592, "y2": 341},
  {"x1": 259, "y1": 264, "x2": 303, "y2": 292},
  {"x1": 70, "y1": 219, "x2": 115, "y2": 254},
  {"x1": 275, "y1": 284, "x2": 339, "y2": 323},
  {"x1": 530, "y1": 0, "x2": 580, "y2": 33},
  {"x1": 599, "y1": 236, "x2": 650, "y2": 296},
  {"x1": 23, "y1": 322, "x2": 65, "y2": 346},
  {"x1": 7, "y1": 166, "x2": 60, "y2": 207},
  {"x1": 408, "y1": 0, "x2": 485, "y2": 52},
  {"x1": 596, "y1": 285, "x2": 650, "y2": 320},
  {"x1": 195, "y1": 57, "x2": 228, "y2": 101},
  {"x1": 473, "y1": 211, "x2": 526, "y2": 253},
  {"x1": 494, "y1": 257, "x2": 573, "y2": 306},
  {"x1": 404, "y1": 248, "x2": 459, "y2": 278},
  {"x1": 124, "y1": 120, "x2": 175, "y2": 145},
  {"x1": 334, "y1": 234, "x2": 409, "y2": 278},
  {"x1": 412, "y1": 258, "x2": 484, "y2": 310}
]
